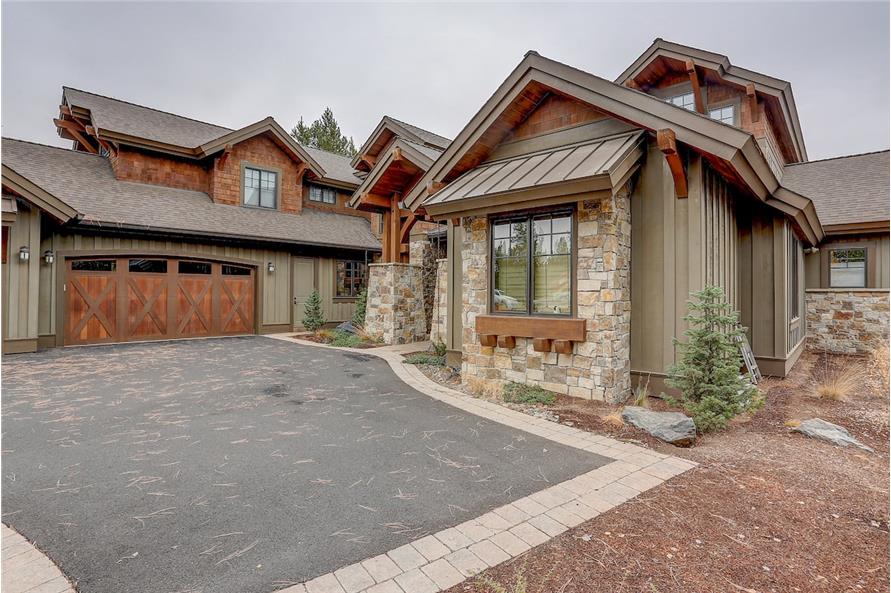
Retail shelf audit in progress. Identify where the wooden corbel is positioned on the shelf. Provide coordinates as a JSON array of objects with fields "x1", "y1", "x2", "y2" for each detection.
[
  {"x1": 624, "y1": 79, "x2": 641, "y2": 91},
  {"x1": 497, "y1": 335, "x2": 516, "y2": 349},
  {"x1": 53, "y1": 118, "x2": 98, "y2": 154},
  {"x1": 399, "y1": 211, "x2": 417, "y2": 244},
  {"x1": 532, "y1": 338, "x2": 552, "y2": 353},
  {"x1": 59, "y1": 104, "x2": 72, "y2": 117},
  {"x1": 392, "y1": 147, "x2": 403, "y2": 162},
  {"x1": 685, "y1": 59, "x2": 706, "y2": 114},
  {"x1": 427, "y1": 180, "x2": 447, "y2": 194},
  {"x1": 479, "y1": 334, "x2": 497, "y2": 347},
  {"x1": 216, "y1": 143, "x2": 234, "y2": 169},
  {"x1": 294, "y1": 162, "x2": 309, "y2": 184},
  {"x1": 656, "y1": 129, "x2": 688, "y2": 199},
  {"x1": 746, "y1": 83, "x2": 759, "y2": 123}
]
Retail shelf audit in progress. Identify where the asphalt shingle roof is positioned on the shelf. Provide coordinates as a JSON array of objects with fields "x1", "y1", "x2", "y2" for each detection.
[
  {"x1": 782, "y1": 151, "x2": 889, "y2": 227},
  {"x1": 301, "y1": 145, "x2": 363, "y2": 186},
  {"x1": 3, "y1": 138, "x2": 380, "y2": 250},
  {"x1": 388, "y1": 117, "x2": 451, "y2": 149}
]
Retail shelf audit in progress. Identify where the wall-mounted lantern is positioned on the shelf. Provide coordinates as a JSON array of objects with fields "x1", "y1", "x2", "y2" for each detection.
[
  {"x1": 18, "y1": 246, "x2": 29, "y2": 262},
  {"x1": 267, "y1": 261, "x2": 276, "y2": 273},
  {"x1": 43, "y1": 250, "x2": 55, "y2": 265}
]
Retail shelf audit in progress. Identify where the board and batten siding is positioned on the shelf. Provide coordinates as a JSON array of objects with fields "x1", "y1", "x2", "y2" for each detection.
[
  {"x1": 3, "y1": 205, "x2": 41, "y2": 349},
  {"x1": 37, "y1": 230, "x2": 293, "y2": 340},
  {"x1": 316, "y1": 257, "x2": 357, "y2": 323},
  {"x1": 702, "y1": 164, "x2": 739, "y2": 310}
]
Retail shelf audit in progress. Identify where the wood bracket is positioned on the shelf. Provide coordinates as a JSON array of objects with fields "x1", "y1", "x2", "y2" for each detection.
[
  {"x1": 399, "y1": 211, "x2": 417, "y2": 244},
  {"x1": 392, "y1": 147, "x2": 403, "y2": 162},
  {"x1": 427, "y1": 180, "x2": 447, "y2": 194},
  {"x1": 532, "y1": 338, "x2": 552, "y2": 353},
  {"x1": 746, "y1": 83, "x2": 759, "y2": 123},
  {"x1": 497, "y1": 335, "x2": 516, "y2": 349},
  {"x1": 685, "y1": 59, "x2": 706, "y2": 114},
  {"x1": 624, "y1": 79, "x2": 641, "y2": 91},
  {"x1": 553, "y1": 340, "x2": 573, "y2": 354},
  {"x1": 54, "y1": 118, "x2": 98, "y2": 154},
  {"x1": 216, "y1": 144, "x2": 234, "y2": 169},
  {"x1": 479, "y1": 334, "x2": 497, "y2": 348},
  {"x1": 657, "y1": 129, "x2": 688, "y2": 199}
]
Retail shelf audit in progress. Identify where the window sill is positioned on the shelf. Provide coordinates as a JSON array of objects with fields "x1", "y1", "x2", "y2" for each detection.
[{"x1": 475, "y1": 314, "x2": 586, "y2": 353}]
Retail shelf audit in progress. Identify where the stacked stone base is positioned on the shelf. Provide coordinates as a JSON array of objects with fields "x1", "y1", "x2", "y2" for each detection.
[
  {"x1": 806, "y1": 289, "x2": 889, "y2": 354},
  {"x1": 364, "y1": 263, "x2": 427, "y2": 345}
]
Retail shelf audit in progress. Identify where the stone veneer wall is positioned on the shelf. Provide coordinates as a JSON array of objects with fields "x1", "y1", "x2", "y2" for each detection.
[
  {"x1": 410, "y1": 239, "x2": 438, "y2": 335},
  {"x1": 430, "y1": 258, "x2": 449, "y2": 346},
  {"x1": 364, "y1": 263, "x2": 427, "y2": 345},
  {"x1": 460, "y1": 189, "x2": 632, "y2": 402},
  {"x1": 806, "y1": 289, "x2": 889, "y2": 354}
]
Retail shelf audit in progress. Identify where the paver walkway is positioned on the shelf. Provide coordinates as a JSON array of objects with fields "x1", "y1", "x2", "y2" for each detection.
[{"x1": 2, "y1": 524, "x2": 74, "y2": 593}]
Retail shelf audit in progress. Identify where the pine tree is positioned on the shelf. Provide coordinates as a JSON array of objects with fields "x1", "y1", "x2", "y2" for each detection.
[
  {"x1": 666, "y1": 285, "x2": 760, "y2": 432},
  {"x1": 302, "y1": 290, "x2": 326, "y2": 332},
  {"x1": 351, "y1": 288, "x2": 368, "y2": 328},
  {"x1": 290, "y1": 108, "x2": 357, "y2": 157}
]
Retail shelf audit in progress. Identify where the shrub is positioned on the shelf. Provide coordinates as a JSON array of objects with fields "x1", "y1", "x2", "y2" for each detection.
[
  {"x1": 404, "y1": 353, "x2": 446, "y2": 366},
  {"x1": 503, "y1": 382, "x2": 556, "y2": 405},
  {"x1": 330, "y1": 330, "x2": 362, "y2": 348},
  {"x1": 814, "y1": 356, "x2": 860, "y2": 400},
  {"x1": 630, "y1": 374, "x2": 651, "y2": 408},
  {"x1": 433, "y1": 341, "x2": 447, "y2": 357},
  {"x1": 351, "y1": 288, "x2": 368, "y2": 328},
  {"x1": 666, "y1": 285, "x2": 759, "y2": 432},
  {"x1": 302, "y1": 290, "x2": 326, "y2": 332}
]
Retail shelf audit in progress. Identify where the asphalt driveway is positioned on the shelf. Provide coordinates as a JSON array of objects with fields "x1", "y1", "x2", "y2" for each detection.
[{"x1": 2, "y1": 337, "x2": 610, "y2": 593}]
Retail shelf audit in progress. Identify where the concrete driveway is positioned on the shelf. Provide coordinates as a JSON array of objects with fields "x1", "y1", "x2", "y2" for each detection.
[{"x1": 1, "y1": 337, "x2": 609, "y2": 593}]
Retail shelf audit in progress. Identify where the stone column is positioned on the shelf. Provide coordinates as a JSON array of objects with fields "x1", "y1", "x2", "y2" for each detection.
[
  {"x1": 364, "y1": 262, "x2": 427, "y2": 345},
  {"x1": 409, "y1": 239, "x2": 438, "y2": 334},
  {"x1": 429, "y1": 258, "x2": 449, "y2": 346}
]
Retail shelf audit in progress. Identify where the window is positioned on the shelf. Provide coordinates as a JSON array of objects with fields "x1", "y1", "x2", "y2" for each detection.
[
  {"x1": 244, "y1": 167, "x2": 277, "y2": 209},
  {"x1": 336, "y1": 260, "x2": 366, "y2": 297},
  {"x1": 178, "y1": 261, "x2": 211, "y2": 275},
  {"x1": 1, "y1": 226, "x2": 8, "y2": 264},
  {"x1": 666, "y1": 92, "x2": 696, "y2": 111},
  {"x1": 492, "y1": 211, "x2": 572, "y2": 316},
  {"x1": 222, "y1": 264, "x2": 251, "y2": 276},
  {"x1": 788, "y1": 236, "x2": 801, "y2": 320},
  {"x1": 830, "y1": 248, "x2": 867, "y2": 288},
  {"x1": 709, "y1": 105, "x2": 735, "y2": 125},
  {"x1": 72, "y1": 259, "x2": 115, "y2": 272},
  {"x1": 309, "y1": 185, "x2": 336, "y2": 204},
  {"x1": 129, "y1": 259, "x2": 167, "y2": 273},
  {"x1": 377, "y1": 214, "x2": 385, "y2": 235}
]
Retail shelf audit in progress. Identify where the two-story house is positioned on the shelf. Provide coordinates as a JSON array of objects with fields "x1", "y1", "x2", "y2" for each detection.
[{"x1": 0, "y1": 88, "x2": 393, "y2": 352}]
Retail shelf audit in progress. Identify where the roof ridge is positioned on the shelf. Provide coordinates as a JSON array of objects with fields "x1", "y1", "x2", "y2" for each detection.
[
  {"x1": 786, "y1": 149, "x2": 890, "y2": 167},
  {"x1": 63, "y1": 86, "x2": 234, "y2": 133},
  {"x1": 2, "y1": 136, "x2": 107, "y2": 157},
  {"x1": 386, "y1": 115, "x2": 451, "y2": 144},
  {"x1": 298, "y1": 142, "x2": 354, "y2": 160}
]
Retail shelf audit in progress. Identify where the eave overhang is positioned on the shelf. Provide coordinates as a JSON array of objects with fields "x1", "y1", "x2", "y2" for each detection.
[
  {"x1": 348, "y1": 138, "x2": 435, "y2": 210},
  {"x1": 1, "y1": 165, "x2": 80, "y2": 223}
]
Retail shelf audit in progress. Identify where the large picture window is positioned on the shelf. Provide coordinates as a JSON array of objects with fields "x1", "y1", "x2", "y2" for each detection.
[
  {"x1": 244, "y1": 167, "x2": 277, "y2": 209},
  {"x1": 492, "y1": 211, "x2": 572, "y2": 316},
  {"x1": 336, "y1": 260, "x2": 366, "y2": 297},
  {"x1": 830, "y1": 248, "x2": 867, "y2": 288}
]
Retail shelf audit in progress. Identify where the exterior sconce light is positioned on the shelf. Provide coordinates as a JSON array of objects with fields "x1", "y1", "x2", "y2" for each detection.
[
  {"x1": 18, "y1": 246, "x2": 29, "y2": 262},
  {"x1": 267, "y1": 261, "x2": 275, "y2": 273},
  {"x1": 43, "y1": 250, "x2": 55, "y2": 265}
]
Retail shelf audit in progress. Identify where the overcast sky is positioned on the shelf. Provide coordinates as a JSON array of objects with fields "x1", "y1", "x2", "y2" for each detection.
[{"x1": 2, "y1": 2, "x2": 888, "y2": 161}]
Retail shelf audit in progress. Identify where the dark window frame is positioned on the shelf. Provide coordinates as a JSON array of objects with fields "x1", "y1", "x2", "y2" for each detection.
[
  {"x1": 242, "y1": 165, "x2": 279, "y2": 209},
  {"x1": 335, "y1": 260, "x2": 366, "y2": 298},
  {"x1": 488, "y1": 208, "x2": 575, "y2": 317},
  {"x1": 308, "y1": 184, "x2": 337, "y2": 205}
]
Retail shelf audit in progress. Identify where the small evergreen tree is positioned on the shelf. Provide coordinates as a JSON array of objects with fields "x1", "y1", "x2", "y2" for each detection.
[
  {"x1": 351, "y1": 288, "x2": 368, "y2": 328},
  {"x1": 291, "y1": 108, "x2": 357, "y2": 157},
  {"x1": 302, "y1": 290, "x2": 326, "y2": 332},
  {"x1": 666, "y1": 285, "x2": 760, "y2": 432}
]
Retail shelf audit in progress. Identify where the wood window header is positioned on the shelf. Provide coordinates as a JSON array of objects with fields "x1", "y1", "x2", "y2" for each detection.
[{"x1": 476, "y1": 314, "x2": 586, "y2": 342}]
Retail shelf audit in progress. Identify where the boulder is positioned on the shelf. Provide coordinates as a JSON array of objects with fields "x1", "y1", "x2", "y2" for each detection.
[
  {"x1": 621, "y1": 406, "x2": 696, "y2": 447},
  {"x1": 792, "y1": 418, "x2": 874, "y2": 452},
  {"x1": 335, "y1": 321, "x2": 360, "y2": 335}
]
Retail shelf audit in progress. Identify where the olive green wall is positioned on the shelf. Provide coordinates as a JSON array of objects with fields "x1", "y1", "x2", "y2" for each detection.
[
  {"x1": 805, "y1": 233, "x2": 890, "y2": 289},
  {"x1": 2, "y1": 204, "x2": 41, "y2": 352}
]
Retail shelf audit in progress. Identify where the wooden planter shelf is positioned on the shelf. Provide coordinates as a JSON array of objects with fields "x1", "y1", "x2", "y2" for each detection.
[{"x1": 476, "y1": 315, "x2": 586, "y2": 353}]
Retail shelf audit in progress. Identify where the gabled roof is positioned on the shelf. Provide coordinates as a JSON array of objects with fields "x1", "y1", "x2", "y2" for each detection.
[
  {"x1": 347, "y1": 136, "x2": 444, "y2": 209},
  {"x1": 351, "y1": 115, "x2": 450, "y2": 170},
  {"x1": 408, "y1": 51, "x2": 823, "y2": 244},
  {"x1": 60, "y1": 87, "x2": 358, "y2": 188},
  {"x1": 781, "y1": 150, "x2": 889, "y2": 231},
  {"x1": 616, "y1": 39, "x2": 807, "y2": 162},
  {"x1": 1, "y1": 138, "x2": 380, "y2": 251}
]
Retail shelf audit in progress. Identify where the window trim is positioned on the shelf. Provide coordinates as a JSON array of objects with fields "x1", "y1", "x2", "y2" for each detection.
[
  {"x1": 335, "y1": 259, "x2": 367, "y2": 299},
  {"x1": 488, "y1": 208, "x2": 576, "y2": 318},
  {"x1": 307, "y1": 184, "x2": 337, "y2": 205},
  {"x1": 706, "y1": 99, "x2": 739, "y2": 126},
  {"x1": 828, "y1": 246, "x2": 868, "y2": 289},
  {"x1": 240, "y1": 162, "x2": 282, "y2": 210}
]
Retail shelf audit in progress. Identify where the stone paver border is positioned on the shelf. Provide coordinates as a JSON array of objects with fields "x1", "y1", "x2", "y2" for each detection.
[
  {"x1": 267, "y1": 335, "x2": 697, "y2": 593},
  {"x1": 1, "y1": 524, "x2": 75, "y2": 593}
]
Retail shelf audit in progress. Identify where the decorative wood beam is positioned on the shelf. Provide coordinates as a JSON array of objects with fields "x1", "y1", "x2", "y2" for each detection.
[
  {"x1": 450, "y1": 217, "x2": 461, "y2": 227},
  {"x1": 216, "y1": 144, "x2": 234, "y2": 169},
  {"x1": 380, "y1": 210, "x2": 391, "y2": 263},
  {"x1": 358, "y1": 193, "x2": 392, "y2": 210},
  {"x1": 497, "y1": 335, "x2": 516, "y2": 349},
  {"x1": 624, "y1": 79, "x2": 641, "y2": 91},
  {"x1": 399, "y1": 211, "x2": 417, "y2": 244},
  {"x1": 656, "y1": 128, "x2": 688, "y2": 199},
  {"x1": 532, "y1": 338, "x2": 552, "y2": 353},
  {"x1": 359, "y1": 154, "x2": 377, "y2": 170},
  {"x1": 392, "y1": 147, "x2": 403, "y2": 162},
  {"x1": 59, "y1": 104, "x2": 72, "y2": 117},
  {"x1": 553, "y1": 340, "x2": 573, "y2": 354},
  {"x1": 390, "y1": 193, "x2": 401, "y2": 262},
  {"x1": 294, "y1": 161, "x2": 308, "y2": 183},
  {"x1": 746, "y1": 83, "x2": 759, "y2": 123},
  {"x1": 83, "y1": 125, "x2": 116, "y2": 156},
  {"x1": 685, "y1": 59, "x2": 706, "y2": 114},
  {"x1": 53, "y1": 118, "x2": 98, "y2": 154},
  {"x1": 427, "y1": 180, "x2": 446, "y2": 194},
  {"x1": 479, "y1": 334, "x2": 497, "y2": 348}
]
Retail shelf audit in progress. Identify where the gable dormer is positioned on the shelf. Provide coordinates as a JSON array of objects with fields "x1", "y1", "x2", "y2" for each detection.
[{"x1": 616, "y1": 39, "x2": 807, "y2": 176}]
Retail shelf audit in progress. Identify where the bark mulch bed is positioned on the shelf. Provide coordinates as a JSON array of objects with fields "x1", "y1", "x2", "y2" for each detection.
[
  {"x1": 289, "y1": 333, "x2": 383, "y2": 349},
  {"x1": 416, "y1": 352, "x2": 890, "y2": 593}
]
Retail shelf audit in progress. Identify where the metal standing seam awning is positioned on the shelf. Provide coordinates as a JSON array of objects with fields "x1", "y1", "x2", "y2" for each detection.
[{"x1": 422, "y1": 130, "x2": 645, "y2": 218}]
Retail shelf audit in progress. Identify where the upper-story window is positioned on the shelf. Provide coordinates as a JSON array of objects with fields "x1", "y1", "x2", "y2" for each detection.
[
  {"x1": 244, "y1": 167, "x2": 277, "y2": 209},
  {"x1": 666, "y1": 92, "x2": 696, "y2": 111},
  {"x1": 309, "y1": 185, "x2": 336, "y2": 204},
  {"x1": 709, "y1": 105, "x2": 735, "y2": 126}
]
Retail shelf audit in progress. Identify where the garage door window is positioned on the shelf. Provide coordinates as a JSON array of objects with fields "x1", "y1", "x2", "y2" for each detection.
[
  {"x1": 129, "y1": 259, "x2": 168, "y2": 273},
  {"x1": 179, "y1": 261, "x2": 211, "y2": 274},
  {"x1": 222, "y1": 264, "x2": 251, "y2": 276},
  {"x1": 72, "y1": 259, "x2": 116, "y2": 272}
]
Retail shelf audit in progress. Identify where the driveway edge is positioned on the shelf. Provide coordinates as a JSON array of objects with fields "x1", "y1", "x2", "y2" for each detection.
[
  {"x1": 2, "y1": 523, "x2": 76, "y2": 593},
  {"x1": 266, "y1": 335, "x2": 697, "y2": 593}
]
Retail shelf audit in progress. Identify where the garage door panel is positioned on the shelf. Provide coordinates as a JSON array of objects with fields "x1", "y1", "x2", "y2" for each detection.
[
  {"x1": 176, "y1": 277, "x2": 213, "y2": 337},
  {"x1": 220, "y1": 276, "x2": 254, "y2": 334},
  {"x1": 67, "y1": 274, "x2": 118, "y2": 344},
  {"x1": 126, "y1": 276, "x2": 168, "y2": 340}
]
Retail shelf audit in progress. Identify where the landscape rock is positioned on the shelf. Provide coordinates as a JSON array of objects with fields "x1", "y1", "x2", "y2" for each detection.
[
  {"x1": 792, "y1": 418, "x2": 874, "y2": 452},
  {"x1": 621, "y1": 406, "x2": 696, "y2": 447},
  {"x1": 335, "y1": 321, "x2": 360, "y2": 335}
]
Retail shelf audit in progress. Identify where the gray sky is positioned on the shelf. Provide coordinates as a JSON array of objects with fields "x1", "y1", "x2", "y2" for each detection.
[{"x1": 2, "y1": 2, "x2": 888, "y2": 161}]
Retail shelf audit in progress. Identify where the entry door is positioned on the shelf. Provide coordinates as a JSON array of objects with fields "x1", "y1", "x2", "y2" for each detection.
[{"x1": 292, "y1": 258, "x2": 315, "y2": 329}]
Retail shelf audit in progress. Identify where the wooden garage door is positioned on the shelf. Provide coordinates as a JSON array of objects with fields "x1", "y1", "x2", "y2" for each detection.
[{"x1": 65, "y1": 257, "x2": 255, "y2": 345}]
